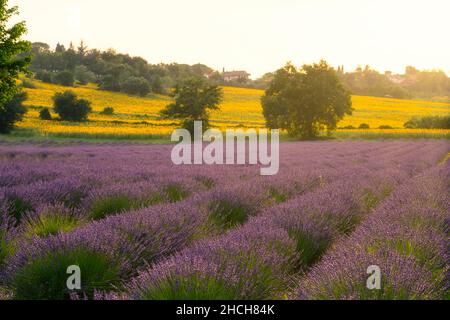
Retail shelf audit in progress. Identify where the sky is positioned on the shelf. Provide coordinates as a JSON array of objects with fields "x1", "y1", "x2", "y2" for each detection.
[{"x1": 9, "y1": 0, "x2": 450, "y2": 78}]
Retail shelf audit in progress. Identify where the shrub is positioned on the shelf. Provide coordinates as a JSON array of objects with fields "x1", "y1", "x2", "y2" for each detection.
[
  {"x1": 39, "y1": 108, "x2": 52, "y2": 120},
  {"x1": 11, "y1": 248, "x2": 121, "y2": 300},
  {"x1": 35, "y1": 70, "x2": 53, "y2": 83},
  {"x1": 359, "y1": 123, "x2": 370, "y2": 129},
  {"x1": 53, "y1": 70, "x2": 74, "y2": 87},
  {"x1": 100, "y1": 107, "x2": 114, "y2": 115},
  {"x1": 21, "y1": 79, "x2": 37, "y2": 89},
  {"x1": 53, "y1": 91, "x2": 92, "y2": 121},
  {"x1": 379, "y1": 125, "x2": 393, "y2": 129},
  {"x1": 341, "y1": 125, "x2": 356, "y2": 129},
  {"x1": 0, "y1": 92, "x2": 28, "y2": 134},
  {"x1": 404, "y1": 115, "x2": 450, "y2": 129},
  {"x1": 120, "y1": 76, "x2": 151, "y2": 96}
]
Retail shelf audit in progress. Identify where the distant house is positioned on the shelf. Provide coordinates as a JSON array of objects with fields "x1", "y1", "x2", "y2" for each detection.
[
  {"x1": 222, "y1": 70, "x2": 250, "y2": 82},
  {"x1": 384, "y1": 71, "x2": 405, "y2": 84}
]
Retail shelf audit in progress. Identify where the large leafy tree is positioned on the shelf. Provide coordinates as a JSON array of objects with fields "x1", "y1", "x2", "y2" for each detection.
[
  {"x1": 160, "y1": 78, "x2": 223, "y2": 134},
  {"x1": 262, "y1": 61, "x2": 352, "y2": 139},
  {"x1": 0, "y1": 0, "x2": 31, "y2": 133}
]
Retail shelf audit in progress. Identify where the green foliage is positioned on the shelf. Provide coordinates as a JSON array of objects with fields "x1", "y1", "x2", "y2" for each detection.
[
  {"x1": 39, "y1": 107, "x2": 52, "y2": 120},
  {"x1": 268, "y1": 187, "x2": 288, "y2": 204},
  {"x1": 24, "y1": 211, "x2": 81, "y2": 238},
  {"x1": 53, "y1": 70, "x2": 74, "y2": 87},
  {"x1": 337, "y1": 65, "x2": 450, "y2": 99},
  {"x1": 6, "y1": 195, "x2": 34, "y2": 225},
  {"x1": 160, "y1": 78, "x2": 223, "y2": 135},
  {"x1": 151, "y1": 76, "x2": 164, "y2": 94},
  {"x1": 89, "y1": 195, "x2": 135, "y2": 220},
  {"x1": 404, "y1": 115, "x2": 450, "y2": 129},
  {"x1": 0, "y1": 231, "x2": 15, "y2": 266},
  {"x1": 21, "y1": 79, "x2": 36, "y2": 89},
  {"x1": 120, "y1": 76, "x2": 150, "y2": 96},
  {"x1": 100, "y1": 106, "x2": 114, "y2": 115},
  {"x1": 0, "y1": 0, "x2": 31, "y2": 133},
  {"x1": 262, "y1": 61, "x2": 353, "y2": 138},
  {"x1": 289, "y1": 230, "x2": 330, "y2": 270},
  {"x1": 74, "y1": 65, "x2": 96, "y2": 85},
  {"x1": 208, "y1": 199, "x2": 249, "y2": 230},
  {"x1": 163, "y1": 184, "x2": 189, "y2": 203},
  {"x1": 35, "y1": 70, "x2": 52, "y2": 83},
  {"x1": 0, "y1": 91, "x2": 27, "y2": 133},
  {"x1": 138, "y1": 274, "x2": 237, "y2": 300},
  {"x1": 379, "y1": 125, "x2": 394, "y2": 129},
  {"x1": 29, "y1": 42, "x2": 225, "y2": 94},
  {"x1": 53, "y1": 91, "x2": 92, "y2": 121},
  {"x1": 11, "y1": 248, "x2": 121, "y2": 300},
  {"x1": 359, "y1": 123, "x2": 370, "y2": 129}
]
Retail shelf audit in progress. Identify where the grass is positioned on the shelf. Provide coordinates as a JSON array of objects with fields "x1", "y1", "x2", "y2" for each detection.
[
  {"x1": 137, "y1": 274, "x2": 238, "y2": 300},
  {"x1": 11, "y1": 248, "x2": 121, "y2": 300},
  {"x1": 4, "y1": 78, "x2": 449, "y2": 141},
  {"x1": 208, "y1": 199, "x2": 250, "y2": 231},
  {"x1": 24, "y1": 213, "x2": 81, "y2": 238},
  {"x1": 89, "y1": 195, "x2": 136, "y2": 221}
]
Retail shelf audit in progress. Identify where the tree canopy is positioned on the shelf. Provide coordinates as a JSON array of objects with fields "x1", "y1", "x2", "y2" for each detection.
[
  {"x1": 160, "y1": 78, "x2": 223, "y2": 134},
  {"x1": 262, "y1": 61, "x2": 352, "y2": 138},
  {"x1": 0, "y1": 0, "x2": 31, "y2": 133}
]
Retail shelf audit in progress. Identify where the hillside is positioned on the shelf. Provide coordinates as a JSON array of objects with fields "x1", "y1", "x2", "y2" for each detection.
[{"x1": 10, "y1": 79, "x2": 450, "y2": 140}]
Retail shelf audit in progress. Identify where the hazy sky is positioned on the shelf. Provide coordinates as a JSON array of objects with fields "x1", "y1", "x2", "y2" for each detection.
[{"x1": 10, "y1": 0, "x2": 450, "y2": 78}]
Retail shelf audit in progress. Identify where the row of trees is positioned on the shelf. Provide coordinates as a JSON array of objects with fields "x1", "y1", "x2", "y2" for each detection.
[
  {"x1": 404, "y1": 115, "x2": 450, "y2": 129},
  {"x1": 29, "y1": 40, "x2": 450, "y2": 100},
  {"x1": 336, "y1": 65, "x2": 450, "y2": 99},
  {"x1": 254, "y1": 66, "x2": 450, "y2": 99},
  {"x1": 30, "y1": 41, "x2": 220, "y2": 96}
]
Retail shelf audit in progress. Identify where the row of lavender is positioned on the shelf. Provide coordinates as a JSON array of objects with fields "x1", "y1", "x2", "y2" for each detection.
[
  {"x1": 120, "y1": 143, "x2": 449, "y2": 300},
  {"x1": 297, "y1": 160, "x2": 450, "y2": 299},
  {"x1": 0, "y1": 141, "x2": 448, "y2": 299}
]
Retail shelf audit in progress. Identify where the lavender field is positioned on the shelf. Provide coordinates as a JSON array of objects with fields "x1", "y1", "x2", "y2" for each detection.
[{"x1": 0, "y1": 141, "x2": 449, "y2": 300}]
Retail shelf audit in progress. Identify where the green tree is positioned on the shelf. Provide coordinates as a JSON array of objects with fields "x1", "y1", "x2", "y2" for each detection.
[
  {"x1": 160, "y1": 78, "x2": 222, "y2": 134},
  {"x1": 53, "y1": 91, "x2": 92, "y2": 121},
  {"x1": 39, "y1": 107, "x2": 52, "y2": 120},
  {"x1": 35, "y1": 70, "x2": 52, "y2": 83},
  {"x1": 0, "y1": 92, "x2": 27, "y2": 133},
  {"x1": 74, "y1": 65, "x2": 95, "y2": 85},
  {"x1": 0, "y1": 0, "x2": 31, "y2": 133},
  {"x1": 53, "y1": 70, "x2": 74, "y2": 86},
  {"x1": 120, "y1": 76, "x2": 150, "y2": 96},
  {"x1": 262, "y1": 61, "x2": 352, "y2": 138}
]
